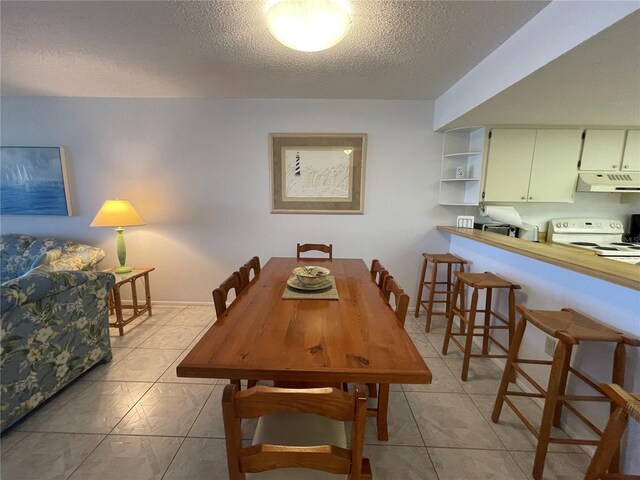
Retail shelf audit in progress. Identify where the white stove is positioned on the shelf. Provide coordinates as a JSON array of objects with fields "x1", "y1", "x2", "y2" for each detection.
[{"x1": 547, "y1": 218, "x2": 640, "y2": 265}]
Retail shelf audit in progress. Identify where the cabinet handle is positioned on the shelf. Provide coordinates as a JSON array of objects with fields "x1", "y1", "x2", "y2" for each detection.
[
  {"x1": 612, "y1": 164, "x2": 617, "y2": 168},
  {"x1": 529, "y1": 196, "x2": 533, "y2": 200},
  {"x1": 623, "y1": 165, "x2": 629, "y2": 169},
  {"x1": 521, "y1": 196, "x2": 526, "y2": 200}
]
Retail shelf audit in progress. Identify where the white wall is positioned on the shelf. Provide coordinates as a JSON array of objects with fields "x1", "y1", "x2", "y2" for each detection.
[{"x1": 1, "y1": 97, "x2": 452, "y2": 302}]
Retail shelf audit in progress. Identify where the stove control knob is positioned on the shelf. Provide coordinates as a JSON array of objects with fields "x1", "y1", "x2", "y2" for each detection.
[
  {"x1": 563, "y1": 222, "x2": 569, "y2": 227},
  {"x1": 610, "y1": 222, "x2": 616, "y2": 228},
  {"x1": 555, "y1": 222, "x2": 561, "y2": 228},
  {"x1": 616, "y1": 223, "x2": 622, "y2": 229}
]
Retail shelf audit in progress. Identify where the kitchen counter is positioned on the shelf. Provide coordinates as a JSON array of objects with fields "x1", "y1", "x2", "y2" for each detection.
[{"x1": 437, "y1": 226, "x2": 639, "y2": 291}]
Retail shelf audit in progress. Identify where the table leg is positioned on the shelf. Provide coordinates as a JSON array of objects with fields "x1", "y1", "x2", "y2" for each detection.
[
  {"x1": 112, "y1": 285, "x2": 125, "y2": 336},
  {"x1": 131, "y1": 277, "x2": 139, "y2": 315},
  {"x1": 144, "y1": 272, "x2": 153, "y2": 316}
]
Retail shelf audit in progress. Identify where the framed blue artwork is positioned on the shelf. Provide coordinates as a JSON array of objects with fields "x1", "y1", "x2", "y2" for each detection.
[{"x1": 0, "y1": 146, "x2": 73, "y2": 216}]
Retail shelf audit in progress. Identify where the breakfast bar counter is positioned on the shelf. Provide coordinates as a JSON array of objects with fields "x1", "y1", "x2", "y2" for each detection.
[{"x1": 437, "y1": 226, "x2": 639, "y2": 291}]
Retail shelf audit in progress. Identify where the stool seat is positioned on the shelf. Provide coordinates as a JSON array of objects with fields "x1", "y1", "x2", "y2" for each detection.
[
  {"x1": 519, "y1": 307, "x2": 637, "y2": 344},
  {"x1": 455, "y1": 271, "x2": 521, "y2": 290},
  {"x1": 423, "y1": 253, "x2": 467, "y2": 264}
]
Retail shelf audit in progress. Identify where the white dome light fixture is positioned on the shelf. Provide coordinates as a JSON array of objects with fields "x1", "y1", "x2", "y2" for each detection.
[{"x1": 265, "y1": 0, "x2": 352, "y2": 52}]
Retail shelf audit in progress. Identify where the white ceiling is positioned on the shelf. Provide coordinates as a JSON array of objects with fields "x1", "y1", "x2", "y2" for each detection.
[
  {"x1": 1, "y1": 0, "x2": 548, "y2": 99},
  {"x1": 2, "y1": 1, "x2": 638, "y2": 128},
  {"x1": 448, "y1": 9, "x2": 640, "y2": 128}
]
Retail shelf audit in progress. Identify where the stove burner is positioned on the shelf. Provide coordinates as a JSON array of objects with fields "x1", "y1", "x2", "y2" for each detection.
[
  {"x1": 597, "y1": 247, "x2": 620, "y2": 251},
  {"x1": 611, "y1": 242, "x2": 634, "y2": 246},
  {"x1": 570, "y1": 242, "x2": 600, "y2": 247}
]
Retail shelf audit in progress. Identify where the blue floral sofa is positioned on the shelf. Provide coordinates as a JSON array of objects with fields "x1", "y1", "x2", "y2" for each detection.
[{"x1": 0, "y1": 234, "x2": 115, "y2": 431}]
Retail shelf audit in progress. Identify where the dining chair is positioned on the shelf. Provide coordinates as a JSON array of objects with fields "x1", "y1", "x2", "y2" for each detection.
[
  {"x1": 370, "y1": 259, "x2": 390, "y2": 297},
  {"x1": 222, "y1": 384, "x2": 372, "y2": 480},
  {"x1": 584, "y1": 383, "x2": 640, "y2": 480},
  {"x1": 366, "y1": 275, "x2": 410, "y2": 441},
  {"x1": 296, "y1": 243, "x2": 333, "y2": 260},
  {"x1": 239, "y1": 256, "x2": 261, "y2": 290},
  {"x1": 213, "y1": 271, "x2": 255, "y2": 388}
]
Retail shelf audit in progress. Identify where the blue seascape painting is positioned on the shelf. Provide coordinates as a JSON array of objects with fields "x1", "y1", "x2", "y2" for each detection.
[{"x1": 1, "y1": 147, "x2": 72, "y2": 216}]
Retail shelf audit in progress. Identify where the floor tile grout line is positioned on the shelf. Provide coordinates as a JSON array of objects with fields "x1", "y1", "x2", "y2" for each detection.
[
  {"x1": 160, "y1": 436, "x2": 189, "y2": 480},
  {"x1": 401, "y1": 387, "x2": 442, "y2": 480}
]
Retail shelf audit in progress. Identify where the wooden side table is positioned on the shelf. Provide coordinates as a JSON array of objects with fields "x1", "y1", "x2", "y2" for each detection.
[{"x1": 104, "y1": 267, "x2": 155, "y2": 335}]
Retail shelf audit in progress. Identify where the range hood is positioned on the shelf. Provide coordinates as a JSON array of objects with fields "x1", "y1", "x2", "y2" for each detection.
[{"x1": 576, "y1": 172, "x2": 640, "y2": 192}]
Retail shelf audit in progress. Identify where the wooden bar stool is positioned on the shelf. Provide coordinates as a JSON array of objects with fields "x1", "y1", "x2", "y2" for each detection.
[
  {"x1": 442, "y1": 271, "x2": 520, "y2": 381},
  {"x1": 491, "y1": 306, "x2": 640, "y2": 480},
  {"x1": 414, "y1": 253, "x2": 467, "y2": 332}
]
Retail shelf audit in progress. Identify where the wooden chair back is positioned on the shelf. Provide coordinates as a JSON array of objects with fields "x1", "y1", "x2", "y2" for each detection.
[
  {"x1": 213, "y1": 271, "x2": 243, "y2": 318},
  {"x1": 239, "y1": 256, "x2": 261, "y2": 290},
  {"x1": 584, "y1": 384, "x2": 640, "y2": 480},
  {"x1": 382, "y1": 276, "x2": 409, "y2": 327},
  {"x1": 297, "y1": 243, "x2": 333, "y2": 260},
  {"x1": 222, "y1": 384, "x2": 371, "y2": 480},
  {"x1": 370, "y1": 259, "x2": 389, "y2": 296}
]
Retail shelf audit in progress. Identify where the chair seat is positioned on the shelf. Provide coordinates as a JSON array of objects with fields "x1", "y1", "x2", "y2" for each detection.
[
  {"x1": 423, "y1": 253, "x2": 467, "y2": 264},
  {"x1": 248, "y1": 412, "x2": 348, "y2": 480}
]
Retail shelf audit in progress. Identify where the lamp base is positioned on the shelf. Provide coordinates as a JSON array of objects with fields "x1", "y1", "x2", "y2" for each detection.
[{"x1": 115, "y1": 266, "x2": 133, "y2": 274}]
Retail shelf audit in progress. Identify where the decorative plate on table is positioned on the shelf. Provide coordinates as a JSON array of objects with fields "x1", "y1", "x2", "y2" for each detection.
[{"x1": 286, "y1": 276, "x2": 332, "y2": 292}]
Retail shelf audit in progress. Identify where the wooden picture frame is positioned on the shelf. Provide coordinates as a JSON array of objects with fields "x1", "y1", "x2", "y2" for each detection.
[
  {"x1": 0, "y1": 146, "x2": 73, "y2": 216},
  {"x1": 270, "y1": 133, "x2": 367, "y2": 214}
]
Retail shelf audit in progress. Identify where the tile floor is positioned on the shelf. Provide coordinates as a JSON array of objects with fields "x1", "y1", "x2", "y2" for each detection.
[{"x1": 0, "y1": 306, "x2": 591, "y2": 480}]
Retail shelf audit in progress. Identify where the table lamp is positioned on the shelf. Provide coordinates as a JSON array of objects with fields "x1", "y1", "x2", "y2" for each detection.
[{"x1": 90, "y1": 199, "x2": 145, "y2": 273}]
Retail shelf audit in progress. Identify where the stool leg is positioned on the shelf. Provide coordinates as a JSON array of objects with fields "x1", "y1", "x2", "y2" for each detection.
[
  {"x1": 533, "y1": 341, "x2": 570, "y2": 480},
  {"x1": 552, "y1": 344, "x2": 573, "y2": 427},
  {"x1": 507, "y1": 286, "x2": 516, "y2": 382},
  {"x1": 461, "y1": 288, "x2": 479, "y2": 382},
  {"x1": 425, "y1": 262, "x2": 438, "y2": 333},
  {"x1": 608, "y1": 342, "x2": 626, "y2": 474},
  {"x1": 482, "y1": 288, "x2": 493, "y2": 355},
  {"x1": 492, "y1": 315, "x2": 527, "y2": 423},
  {"x1": 442, "y1": 276, "x2": 460, "y2": 356},
  {"x1": 458, "y1": 266, "x2": 466, "y2": 335},
  {"x1": 415, "y1": 257, "x2": 428, "y2": 317},
  {"x1": 445, "y1": 262, "x2": 452, "y2": 319}
]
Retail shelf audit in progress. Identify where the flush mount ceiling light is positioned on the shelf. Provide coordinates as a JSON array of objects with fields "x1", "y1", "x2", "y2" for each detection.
[{"x1": 265, "y1": 0, "x2": 352, "y2": 52}]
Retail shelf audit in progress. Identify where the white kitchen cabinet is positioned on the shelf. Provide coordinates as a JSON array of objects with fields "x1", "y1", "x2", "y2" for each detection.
[
  {"x1": 482, "y1": 129, "x2": 536, "y2": 202},
  {"x1": 483, "y1": 128, "x2": 581, "y2": 203},
  {"x1": 580, "y1": 129, "x2": 625, "y2": 171},
  {"x1": 439, "y1": 127, "x2": 486, "y2": 205},
  {"x1": 622, "y1": 130, "x2": 640, "y2": 172},
  {"x1": 527, "y1": 129, "x2": 581, "y2": 202}
]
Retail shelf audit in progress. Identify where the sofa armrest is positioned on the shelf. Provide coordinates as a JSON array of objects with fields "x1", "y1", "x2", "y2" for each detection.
[{"x1": 1, "y1": 270, "x2": 115, "y2": 312}]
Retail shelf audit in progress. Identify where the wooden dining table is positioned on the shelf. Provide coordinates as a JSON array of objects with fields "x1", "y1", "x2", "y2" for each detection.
[{"x1": 177, "y1": 257, "x2": 431, "y2": 386}]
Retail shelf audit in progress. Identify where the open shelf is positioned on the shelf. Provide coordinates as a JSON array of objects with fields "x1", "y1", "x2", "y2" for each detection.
[{"x1": 439, "y1": 127, "x2": 486, "y2": 205}]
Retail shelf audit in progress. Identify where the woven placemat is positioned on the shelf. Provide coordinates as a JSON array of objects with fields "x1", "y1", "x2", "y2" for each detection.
[{"x1": 282, "y1": 276, "x2": 339, "y2": 300}]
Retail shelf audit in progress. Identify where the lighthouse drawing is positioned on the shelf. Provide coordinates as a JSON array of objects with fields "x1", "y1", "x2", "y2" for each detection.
[{"x1": 295, "y1": 151, "x2": 301, "y2": 176}]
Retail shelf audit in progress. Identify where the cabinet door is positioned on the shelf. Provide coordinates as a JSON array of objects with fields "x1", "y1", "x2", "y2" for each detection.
[
  {"x1": 580, "y1": 130, "x2": 625, "y2": 171},
  {"x1": 483, "y1": 129, "x2": 536, "y2": 202},
  {"x1": 622, "y1": 130, "x2": 640, "y2": 172},
  {"x1": 528, "y1": 129, "x2": 581, "y2": 203}
]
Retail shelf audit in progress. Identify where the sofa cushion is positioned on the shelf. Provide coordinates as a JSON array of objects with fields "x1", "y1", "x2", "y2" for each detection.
[
  {"x1": 1, "y1": 234, "x2": 105, "y2": 282},
  {"x1": 30, "y1": 248, "x2": 63, "y2": 270},
  {"x1": 0, "y1": 234, "x2": 38, "y2": 280}
]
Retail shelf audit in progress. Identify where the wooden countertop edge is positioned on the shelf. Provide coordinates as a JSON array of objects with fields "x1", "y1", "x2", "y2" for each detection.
[{"x1": 437, "y1": 226, "x2": 640, "y2": 291}]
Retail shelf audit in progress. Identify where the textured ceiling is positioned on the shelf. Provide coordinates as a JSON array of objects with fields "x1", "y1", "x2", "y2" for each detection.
[{"x1": 0, "y1": 0, "x2": 548, "y2": 99}]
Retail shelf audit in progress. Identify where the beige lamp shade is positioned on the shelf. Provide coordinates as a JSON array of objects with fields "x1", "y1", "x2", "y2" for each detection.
[{"x1": 90, "y1": 199, "x2": 145, "y2": 227}]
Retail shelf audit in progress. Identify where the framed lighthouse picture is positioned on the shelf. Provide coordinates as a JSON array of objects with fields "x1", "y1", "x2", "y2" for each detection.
[{"x1": 270, "y1": 133, "x2": 367, "y2": 214}]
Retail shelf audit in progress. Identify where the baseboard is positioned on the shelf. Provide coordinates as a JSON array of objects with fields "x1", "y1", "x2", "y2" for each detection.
[{"x1": 152, "y1": 300, "x2": 214, "y2": 307}]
